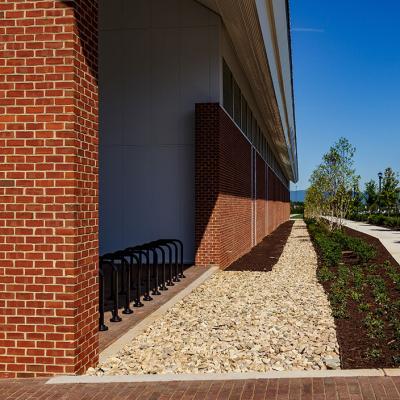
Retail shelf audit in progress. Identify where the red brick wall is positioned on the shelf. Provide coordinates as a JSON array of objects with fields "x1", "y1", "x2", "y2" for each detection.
[
  {"x1": 255, "y1": 154, "x2": 266, "y2": 244},
  {"x1": 266, "y1": 167, "x2": 290, "y2": 235},
  {"x1": 267, "y1": 166, "x2": 274, "y2": 234},
  {"x1": 195, "y1": 104, "x2": 290, "y2": 269},
  {"x1": 218, "y1": 109, "x2": 252, "y2": 268},
  {"x1": 194, "y1": 103, "x2": 219, "y2": 267},
  {"x1": 0, "y1": 0, "x2": 99, "y2": 378}
]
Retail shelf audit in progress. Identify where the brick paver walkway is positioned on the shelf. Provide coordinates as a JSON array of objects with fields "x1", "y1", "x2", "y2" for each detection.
[{"x1": 1, "y1": 376, "x2": 400, "y2": 399}]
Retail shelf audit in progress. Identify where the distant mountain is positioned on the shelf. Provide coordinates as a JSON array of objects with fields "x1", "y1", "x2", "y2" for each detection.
[{"x1": 290, "y1": 190, "x2": 306, "y2": 202}]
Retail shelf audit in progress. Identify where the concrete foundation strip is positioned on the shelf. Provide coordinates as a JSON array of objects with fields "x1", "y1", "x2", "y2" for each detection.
[{"x1": 47, "y1": 369, "x2": 400, "y2": 384}]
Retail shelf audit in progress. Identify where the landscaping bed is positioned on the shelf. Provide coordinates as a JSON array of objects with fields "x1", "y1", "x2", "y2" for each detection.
[
  {"x1": 90, "y1": 221, "x2": 340, "y2": 375},
  {"x1": 307, "y1": 219, "x2": 400, "y2": 369},
  {"x1": 226, "y1": 220, "x2": 294, "y2": 272},
  {"x1": 349, "y1": 213, "x2": 400, "y2": 230}
]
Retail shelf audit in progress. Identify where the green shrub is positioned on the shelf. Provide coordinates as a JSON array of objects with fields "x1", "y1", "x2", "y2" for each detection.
[
  {"x1": 385, "y1": 216, "x2": 400, "y2": 229},
  {"x1": 347, "y1": 212, "x2": 369, "y2": 222},
  {"x1": 317, "y1": 265, "x2": 334, "y2": 282},
  {"x1": 329, "y1": 272, "x2": 349, "y2": 319},
  {"x1": 365, "y1": 348, "x2": 382, "y2": 360},
  {"x1": 384, "y1": 261, "x2": 400, "y2": 290},
  {"x1": 350, "y1": 290, "x2": 363, "y2": 302},
  {"x1": 358, "y1": 302, "x2": 370, "y2": 312},
  {"x1": 364, "y1": 312, "x2": 385, "y2": 339},
  {"x1": 307, "y1": 222, "x2": 342, "y2": 267},
  {"x1": 332, "y1": 229, "x2": 376, "y2": 263},
  {"x1": 352, "y1": 266, "x2": 365, "y2": 289},
  {"x1": 367, "y1": 214, "x2": 400, "y2": 230},
  {"x1": 347, "y1": 238, "x2": 376, "y2": 263},
  {"x1": 368, "y1": 214, "x2": 385, "y2": 226},
  {"x1": 367, "y1": 275, "x2": 389, "y2": 306},
  {"x1": 349, "y1": 213, "x2": 400, "y2": 230}
]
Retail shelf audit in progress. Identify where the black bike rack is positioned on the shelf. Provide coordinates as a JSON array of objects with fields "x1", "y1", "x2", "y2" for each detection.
[
  {"x1": 98, "y1": 259, "x2": 108, "y2": 332},
  {"x1": 98, "y1": 238, "x2": 185, "y2": 332},
  {"x1": 100, "y1": 253, "x2": 122, "y2": 323},
  {"x1": 123, "y1": 247, "x2": 144, "y2": 308},
  {"x1": 113, "y1": 251, "x2": 134, "y2": 315},
  {"x1": 133, "y1": 245, "x2": 153, "y2": 301},
  {"x1": 155, "y1": 239, "x2": 185, "y2": 281}
]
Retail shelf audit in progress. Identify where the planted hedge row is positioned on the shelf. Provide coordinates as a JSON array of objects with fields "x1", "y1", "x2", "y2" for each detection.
[
  {"x1": 306, "y1": 219, "x2": 376, "y2": 267},
  {"x1": 349, "y1": 213, "x2": 400, "y2": 230}
]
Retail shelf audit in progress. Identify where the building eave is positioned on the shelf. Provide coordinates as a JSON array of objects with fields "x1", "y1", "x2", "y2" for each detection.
[{"x1": 197, "y1": 0, "x2": 298, "y2": 182}]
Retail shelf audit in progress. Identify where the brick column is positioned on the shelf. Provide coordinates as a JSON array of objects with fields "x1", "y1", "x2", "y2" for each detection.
[
  {"x1": 194, "y1": 103, "x2": 220, "y2": 267},
  {"x1": 0, "y1": 0, "x2": 98, "y2": 377}
]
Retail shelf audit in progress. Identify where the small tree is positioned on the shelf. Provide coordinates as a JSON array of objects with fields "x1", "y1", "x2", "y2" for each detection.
[
  {"x1": 381, "y1": 167, "x2": 399, "y2": 214},
  {"x1": 305, "y1": 137, "x2": 360, "y2": 230},
  {"x1": 365, "y1": 180, "x2": 378, "y2": 212},
  {"x1": 304, "y1": 185, "x2": 326, "y2": 221},
  {"x1": 351, "y1": 183, "x2": 364, "y2": 214}
]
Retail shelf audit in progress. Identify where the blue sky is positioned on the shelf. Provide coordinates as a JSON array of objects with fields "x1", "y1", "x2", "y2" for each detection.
[{"x1": 290, "y1": 0, "x2": 400, "y2": 190}]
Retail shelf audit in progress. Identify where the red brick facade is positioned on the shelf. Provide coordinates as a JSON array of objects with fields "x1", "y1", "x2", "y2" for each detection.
[
  {"x1": 267, "y1": 166, "x2": 290, "y2": 235},
  {"x1": 0, "y1": 4, "x2": 290, "y2": 376},
  {"x1": 0, "y1": 0, "x2": 98, "y2": 378},
  {"x1": 195, "y1": 104, "x2": 290, "y2": 269},
  {"x1": 256, "y1": 153, "x2": 266, "y2": 244}
]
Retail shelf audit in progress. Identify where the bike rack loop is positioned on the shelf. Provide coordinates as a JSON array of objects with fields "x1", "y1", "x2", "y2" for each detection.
[
  {"x1": 168, "y1": 239, "x2": 185, "y2": 279},
  {"x1": 148, "y1": 243, "x2": 167, "y2": 291},
  {"x1": 98, "y1": 257, "x2": 109, "y2": 332},
  {"x1": 148, "y1": 240, "x2": 174, "y2": 287},
  {"x1": 137, "y1": 243, "x2": 161, "y2": 296},
  {"x1": 153, "y1": 239, "x2": 184, "y2": 280},
  {"x1": 113, "y1": 250, "x2": 134, "y2": 315},
  {"x1": 100, "y1": 253, "x2": 122, "y2": 323},
  {"x1": 123, "y1": 247, "x2": 145, "y2": 308},
  {"x1": 125, "y1": 245, "x2": 152, "y2": 302}
]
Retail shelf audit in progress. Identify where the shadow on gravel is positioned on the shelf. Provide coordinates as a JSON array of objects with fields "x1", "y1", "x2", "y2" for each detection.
[{"x1": 225, "y1": 220, "x2": 295, "y2": 272}]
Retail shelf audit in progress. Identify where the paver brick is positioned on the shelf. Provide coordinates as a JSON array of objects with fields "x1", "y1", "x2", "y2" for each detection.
[{"x1": 2, "y1": 377, "x2": 400, "y2": 400}]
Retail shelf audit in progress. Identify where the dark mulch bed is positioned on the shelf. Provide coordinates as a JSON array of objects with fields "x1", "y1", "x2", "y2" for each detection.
[
  {"x1": 226, "y1": 220, "x2": 294, "y2": 272},
  {"x1": 314, "y1": 225, "x2": 400, "y2": 369}
]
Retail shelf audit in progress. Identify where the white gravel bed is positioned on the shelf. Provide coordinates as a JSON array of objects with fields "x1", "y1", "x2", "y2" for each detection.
[{"x1": 89, "y1": 220, "x2": 340, "y2": 375}]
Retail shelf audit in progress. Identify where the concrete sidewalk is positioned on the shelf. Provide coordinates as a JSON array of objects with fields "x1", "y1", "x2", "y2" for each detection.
[{"x1": 340, "y1": 218, "x2": 400, "y2": 264}]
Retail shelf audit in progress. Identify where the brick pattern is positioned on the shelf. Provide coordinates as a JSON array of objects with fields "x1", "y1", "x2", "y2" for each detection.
[
  {"x1": 195, "y1": 104, "x2": 290, "y2": 269},
  {"x1": 0, "y1": 0, "x2": 99, "y2": 378},
  {"x1": 255, "y1": 153, "x2": 266, "y2": 244},
  {"x1": 267, "y1": 166, "x2": 290, "y2": 235},
  {"x1": 2, "y1": 376, "x2": 400, "y2": 400},
  {"x1": 195, "y1": 103, "x2": 220, "y2": 267},
  {"x1": 218, "y1": 108, "x2": 252, "y2": 268}
]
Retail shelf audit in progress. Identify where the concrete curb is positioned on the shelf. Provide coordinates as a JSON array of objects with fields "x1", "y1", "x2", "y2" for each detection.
[
  {"x1": 98, "y1": 266, "x2": 219, "y2": 363},
  {"x1": 46, "y1": 369, "x2": 398, "y2": 385}
]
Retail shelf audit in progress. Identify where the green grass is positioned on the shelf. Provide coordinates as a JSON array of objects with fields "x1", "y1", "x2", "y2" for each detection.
[{"x1": 290, "y1": 213, "x2": 304, "y2": 220}]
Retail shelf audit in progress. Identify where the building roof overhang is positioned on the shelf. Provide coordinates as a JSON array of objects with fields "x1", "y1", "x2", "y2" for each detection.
[{"x1": 197, "y1": 0, "x2": 298, "y2": 183}]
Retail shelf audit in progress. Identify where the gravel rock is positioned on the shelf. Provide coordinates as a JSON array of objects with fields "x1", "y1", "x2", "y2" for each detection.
[{"x1": 89, "y1": 220, "x2": 340, "y2": 375}]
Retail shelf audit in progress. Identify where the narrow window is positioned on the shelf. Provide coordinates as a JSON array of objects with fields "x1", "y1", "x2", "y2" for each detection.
[
  {"x1": 247, "y1": 107, "x2": 252, "y2": 140},
  {"x1": 252, "y1": 116, "x2": 257, "y2": 144},
  {"x1": 222, "y1": 60, "x2": 233, "y2": 117},
  {"x1": 233, "y1": 80, "x2": 241, "y2": 126},
  {"x1": 241, "y1": 96, "x2": 247, "y2": 134}
]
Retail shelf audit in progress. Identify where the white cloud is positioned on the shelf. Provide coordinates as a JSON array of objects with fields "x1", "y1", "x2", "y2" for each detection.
[{"x1": 291, "y1": 27, "x2": 325, "y2": 33}]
